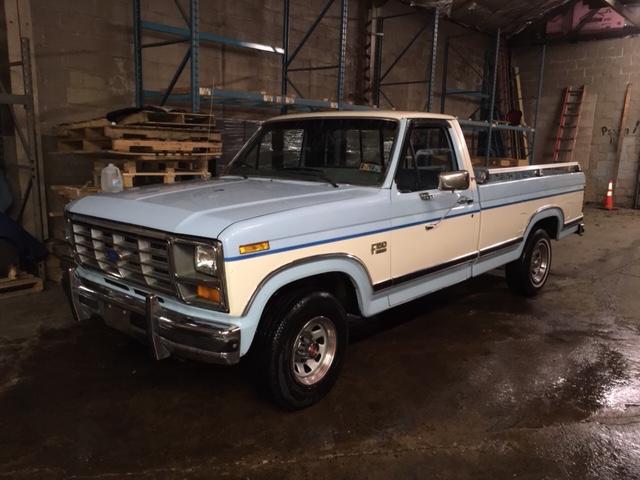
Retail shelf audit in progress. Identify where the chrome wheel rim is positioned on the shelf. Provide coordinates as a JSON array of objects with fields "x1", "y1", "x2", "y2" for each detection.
[
  {"x1": 531, "y1": 239, "x2": 550, "y2": 286},
  {"x1": 292, "y1": 316, "x2": 337, "y2": 386}
]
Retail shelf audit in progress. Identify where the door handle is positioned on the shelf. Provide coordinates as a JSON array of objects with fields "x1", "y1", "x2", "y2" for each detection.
[
  {"x1": 420, "y1": 192, "x2": 433, "y2": 200},
  {"x1": 457, "y1": 196, "x2": 474, "y2": 205}
]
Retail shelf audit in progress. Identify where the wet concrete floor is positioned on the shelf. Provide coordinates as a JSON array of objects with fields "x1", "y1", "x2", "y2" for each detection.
[{"x1": 1, "y1": 205, "x2": 640, "y2": 479}]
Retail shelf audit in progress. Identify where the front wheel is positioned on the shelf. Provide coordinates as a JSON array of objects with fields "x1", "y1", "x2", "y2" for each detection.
[
  {"x1": 251, "y1": 290, "x2": 348, "y2": 410},
  {"x1": 505, "y1": 229, "x2": 552, "y2": 297}
]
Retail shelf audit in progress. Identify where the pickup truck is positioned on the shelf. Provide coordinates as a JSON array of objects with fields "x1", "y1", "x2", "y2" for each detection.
[{"x1": 65, "y1": 111, "x2": 585, "y2": 410}]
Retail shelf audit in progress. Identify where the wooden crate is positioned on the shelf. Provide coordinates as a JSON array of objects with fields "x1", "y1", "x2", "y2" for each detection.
[{"x1": 0, "y1": 273, "x2": 43, "y2": 300}]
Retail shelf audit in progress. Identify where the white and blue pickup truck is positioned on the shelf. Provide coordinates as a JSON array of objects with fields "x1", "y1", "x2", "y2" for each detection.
[{"x1": 65, "y1": 111, "x2": 585, "y2": 410}]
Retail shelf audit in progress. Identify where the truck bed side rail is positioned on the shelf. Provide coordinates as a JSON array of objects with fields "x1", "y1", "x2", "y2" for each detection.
[{"x1": 475, "y1": 162, "x2": 581, "y2": 184}]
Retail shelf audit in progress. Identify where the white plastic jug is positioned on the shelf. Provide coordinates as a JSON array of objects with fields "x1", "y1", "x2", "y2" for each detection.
[{"x1": 100, "y1": 163, "x2": 123, "y2": 193}]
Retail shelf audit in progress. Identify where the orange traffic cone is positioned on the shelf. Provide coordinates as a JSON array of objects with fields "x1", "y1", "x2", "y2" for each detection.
[{"x1": 601, "y1": 180, "x2": 617, "y2": 210}]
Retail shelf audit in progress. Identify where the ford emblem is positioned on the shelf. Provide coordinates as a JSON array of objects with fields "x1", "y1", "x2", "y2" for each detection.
[{"x1": 105, "y1": 248, "x2": 123, "y2": 262}]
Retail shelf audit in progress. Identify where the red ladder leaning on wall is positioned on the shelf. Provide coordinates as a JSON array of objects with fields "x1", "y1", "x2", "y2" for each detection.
[{"x1": 553, "y1": 85, "x2": 586, "y2": 163}]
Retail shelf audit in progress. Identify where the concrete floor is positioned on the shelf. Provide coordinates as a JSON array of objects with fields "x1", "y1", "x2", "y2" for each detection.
[{"x1": 1, "y1": 205, "x2": 640, "y2": 479}]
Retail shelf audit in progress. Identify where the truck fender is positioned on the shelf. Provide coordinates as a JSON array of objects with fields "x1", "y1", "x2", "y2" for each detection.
[
  {"x1": 522, "y1": 206, "x2": 564, "y2": 242},
  {"x1": 237, "y1": 255, "x2": 380, "y2": 355}
]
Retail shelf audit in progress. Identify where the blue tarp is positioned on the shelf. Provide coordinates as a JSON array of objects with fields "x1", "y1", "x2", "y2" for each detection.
[
  {"x1": 0, "y1": 211, "x2": 48, "y2": 261},
  {"x1": 0, "y1": 168, "x2": 13, "y2": 213}
]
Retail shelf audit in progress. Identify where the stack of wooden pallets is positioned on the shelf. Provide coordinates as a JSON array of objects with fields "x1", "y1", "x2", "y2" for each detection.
[
  {"x1": 53, "y1": 110, "x2": 221, "y2": 188},
  {"x1": 0, "y1": 273, "x2": 43, "y2": 300}
]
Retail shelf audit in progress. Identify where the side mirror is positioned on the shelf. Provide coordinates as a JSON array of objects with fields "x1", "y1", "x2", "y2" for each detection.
[{"x1": 438, "y1": 171, "x2": 470, "y2": 191}]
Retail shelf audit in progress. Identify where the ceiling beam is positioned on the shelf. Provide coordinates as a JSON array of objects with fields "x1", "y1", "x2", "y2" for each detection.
[{"x1": 600, "y1": 0, "x2": 640, "y2": 29}]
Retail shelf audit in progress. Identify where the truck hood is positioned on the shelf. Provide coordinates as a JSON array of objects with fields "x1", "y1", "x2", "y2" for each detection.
[{"x1": 66, "y1": 177, "x2": 380, "y2": 238}]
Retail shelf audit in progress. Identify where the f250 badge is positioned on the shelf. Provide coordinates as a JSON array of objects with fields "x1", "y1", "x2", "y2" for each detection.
[{"x1": 371, "y1": 241, "x2": 387, "y2": 255}]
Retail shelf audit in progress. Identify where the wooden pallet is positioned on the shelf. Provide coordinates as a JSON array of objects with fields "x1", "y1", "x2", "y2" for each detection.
[
  {"x1": 94, "y1": 159, "x2": 211, "y2": 188},
  {"x1": 53, "y1": 111, "x2": 217, "y2": 134},
  {"x1": 45, "y1": 240, "x2": 73, "y2": 283},
  {"x1": 118, "y1": 110, "x2": 216, "y2": 127},
  {"x1": 56, "y1": 150, "x2": 218, "y2": 159},
  {"x1": 57, "y1": 124, "x2": 221, "y2": 142},
  {"x1": 0, "y1": 274, "x2": 43, "y2": 300},
  {"x1": 56, "y1": 137, "x2": 222, "y2": 155},
  {"x1": 50, "y1": 184, "x2": 102, "y2": 201},
  {"x1": 52, "y1": 117, "x2": 111, "y2": 136},
  {"x1": 112, "y1": 138, "x2": 218, "y2": 154}
]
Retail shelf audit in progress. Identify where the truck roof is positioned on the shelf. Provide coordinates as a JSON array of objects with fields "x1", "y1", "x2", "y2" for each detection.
[{"x1": 264, "y1": 110, "x2": 456, "y2": 123}]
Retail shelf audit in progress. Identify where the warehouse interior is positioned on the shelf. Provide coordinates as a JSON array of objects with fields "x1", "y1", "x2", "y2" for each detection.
[{"x1": 2, "y1": 0, "x2": 640, "y2": 478}]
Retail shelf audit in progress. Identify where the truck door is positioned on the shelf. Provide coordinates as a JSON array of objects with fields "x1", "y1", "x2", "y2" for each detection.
[{"x1": 388, "y1": 120, "x2": 480, "y2": 305}]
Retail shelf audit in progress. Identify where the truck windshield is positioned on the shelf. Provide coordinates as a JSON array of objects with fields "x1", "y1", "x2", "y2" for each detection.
[{"x1": 225, "y1": 118, "x2": 398, "y2": 187}]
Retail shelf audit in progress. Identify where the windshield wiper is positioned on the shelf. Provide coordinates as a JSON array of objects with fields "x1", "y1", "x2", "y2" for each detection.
[{"x1": 276, "y1": 167, "x2": 338, "y2": 188}]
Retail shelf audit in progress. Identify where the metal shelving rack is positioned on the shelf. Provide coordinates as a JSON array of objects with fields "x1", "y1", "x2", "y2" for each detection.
[
  {"x1": 133, "y1": 0, "x2": 375, "y2": 112},
  {"x1": 440, "y1": 29, "x2": 546, "y2": 166},
  {"x1": 372, "y1": 6, "x2": 439, "y2": 111},
  {"x1": 131, "y1": 1, "x2": 542, "y2": 161},
  {"x1": 0, "y1": 37, "x2": 47, "y2": 278}
]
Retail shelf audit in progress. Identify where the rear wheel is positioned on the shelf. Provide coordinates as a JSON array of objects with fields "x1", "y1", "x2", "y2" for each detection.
[
  {"x1": 251, "y1": 290, "x2": 348, "y2": 410},
  {"x1": 505, "y1": 229, "x2": 552, "y2": 297}
]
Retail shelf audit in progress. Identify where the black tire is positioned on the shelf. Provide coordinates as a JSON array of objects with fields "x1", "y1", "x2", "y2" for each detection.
[
  {"x1": 251, "y1": 290, "x2": 348, "y2": 411},
  {"x1": 505, "y1": 229, "x2": 552, "y2": 297}
]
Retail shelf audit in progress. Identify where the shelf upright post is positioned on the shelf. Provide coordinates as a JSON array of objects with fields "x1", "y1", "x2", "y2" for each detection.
[
  {"x1": 281, "y1": 0, "x2": 290, "y2": 114},
  {"x1": 21, "y1": 38, "x2": 46, "y2": 255},
  {"x1": 133, "y1": 0, "x2": 143, "y2": 108},
  {"x1": 440, "y1": 35, "x2": 450, "y2": 113},
  {"x1": 337, "y1": 0, "x2": 348, "y2": 110},
  {"x1": 373, "y1": 16, "x2": 384, "y2": 108},
  {"x1": 484, "y1": 28, "x2": 500, "y2": 166},
  {"x1": 426, "y1": 6, "x2": 438, "y2": 112},
  {"x1": 530, "y1": 43, "x2": 545, "y2": 164},
  {"x1": 282, "y1": 0, "x2": 290, "y2": 96},
  {"x1": 189, "y1": 0, "x2": 200, "y2": 113}
]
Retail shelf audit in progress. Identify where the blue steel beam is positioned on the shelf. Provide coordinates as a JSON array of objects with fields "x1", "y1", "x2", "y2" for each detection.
[
  {"x1": 144, "y1": 88, "x2": 376, "y2": 111},
  {"x1": 530, "y1": 44, "x2": 545, "y2": 164},
  {"x1": 190, "y1": 0, "x2": 199, "y2": 112},
  {"x1": 141, "y1": 21, "x2": 285, "y2": 55},
  {"x1": 426, "y1": 6, "x2": 438, "y2": 112},
  {"x1": 379, "y1": 23, "x2": 427, "y2": 82},
  {"x1": 161, "y1": 48, "x2": 191, "y2": 106},
  {"x1": 374, "y1": 7, "x2": 436, "y2": 110},
  {"x1": 142, "y1": 37, "x2": 189, "y2": 48},
  {"x1": 285, "y1": 0, "x2": 335, "y2": 67},
  {"x1": 337, "y1": 0, "x2": 347, "y2": 110},
  {"x1": 373, "y1": 16, "x2": 384, "y2": 107},
  {"x1": 440, "y1": 35, "x2": 449, "y2": 113},
  {"x1": 484, "y1": 28, "x2": 501, "y2": 166},
  {"x1": 282, "y1": 0, "x2": 290, "y2": 97},
  {"x1": 133, "y1": 0, "x2": 143, "y2": 107},
  {"x1": 458, "y1": 119, "x2": 534, "y2": 133}
]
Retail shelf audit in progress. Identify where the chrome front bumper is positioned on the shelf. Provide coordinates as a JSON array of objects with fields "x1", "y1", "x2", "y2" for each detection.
[{"x1": 68, "y1": 269, "x2": 241, "y2": 365}]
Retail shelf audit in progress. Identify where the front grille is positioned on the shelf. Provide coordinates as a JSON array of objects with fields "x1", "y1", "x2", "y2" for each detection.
[{"x1": 71, "y1": 220, "x2": 174, "y2": 294}]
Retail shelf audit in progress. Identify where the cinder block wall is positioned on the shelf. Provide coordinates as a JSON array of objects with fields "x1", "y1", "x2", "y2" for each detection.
[{"x1": 515, "y1": 39, "x2": 640, "y2": 207}]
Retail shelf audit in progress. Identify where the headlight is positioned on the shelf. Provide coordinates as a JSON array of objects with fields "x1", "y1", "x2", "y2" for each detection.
[{"x1": 195, "y1": 245, "x2": 219, "y2": 276}]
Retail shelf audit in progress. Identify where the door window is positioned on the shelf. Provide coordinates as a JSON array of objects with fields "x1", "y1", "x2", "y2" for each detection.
[{"x1": 395, "y1": 124, "x2": 455, "y2": 192}]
